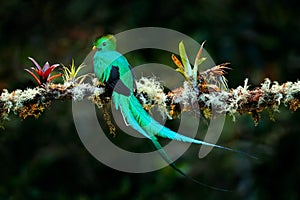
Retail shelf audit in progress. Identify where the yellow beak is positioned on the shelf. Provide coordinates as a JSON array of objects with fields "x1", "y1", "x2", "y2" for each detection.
[{"x1": 92, "y1": 46, "x2": 97, "y2": 50}]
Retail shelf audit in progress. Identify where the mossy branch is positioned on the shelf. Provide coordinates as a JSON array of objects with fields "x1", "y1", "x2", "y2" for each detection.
[
  {"x1": 3, "y1": 42, "x2": 298, "y2": 128},
  {"x1": 1, "y1": 76, "x2": 300, "y2": 128}
]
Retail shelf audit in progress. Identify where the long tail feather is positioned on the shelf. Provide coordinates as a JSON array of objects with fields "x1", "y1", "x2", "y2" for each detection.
[
  {"x1": 150, "y1": 136, "x2": 232, "y2": 192},
  {"x1": 116, "y1": 93, "x2": 256, "y2": 159},
  {"x1": 114, "y1": 94, "x2": 232, "y2": 190},
  {"x1": 114, "y1": 94, "x2": 151, "y2": 139},
  {"x1": 113, "y1": 92, "x2": 256, "y2": 189}
]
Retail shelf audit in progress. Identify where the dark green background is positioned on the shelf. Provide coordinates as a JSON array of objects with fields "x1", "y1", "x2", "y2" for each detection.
[{"x1": 1, "y1": 0, "x2": 300, "y2": 199}]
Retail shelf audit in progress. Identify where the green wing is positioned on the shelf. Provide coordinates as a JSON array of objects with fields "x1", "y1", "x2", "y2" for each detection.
[{"x1": 94, "y1": 51, "x2": 134, "y2": 92}]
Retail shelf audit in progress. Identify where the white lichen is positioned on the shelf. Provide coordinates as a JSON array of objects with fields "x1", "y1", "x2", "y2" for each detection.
[
  {"x1": 0, "y1": 87, "x2": 43, "y2": 116},
  {"x1": 269, "y1": 81, "x2": 283, "y2": 111},
  {"x1": 71, "y1": 83, "x2": 102, "y2": 101},
  {"x1": 228, "y1": 79, "x2": 250, "y2": 114},
  {"x1": 63, "y1": 81, "x2": 74, "y2": 88},
  {"x1": 14, "y1": 88, "x2": 43, "y2": 111},
  {"x1": 136, "y1": 76, "x2": 170, "y2": 119},
  {"x1": 0, "y1": 89, "x2": 13, "y2": 118},
  {"x1": 259, "y1": 79, "x2": 289, "y2": 111},
  {"x1": 261, "y1": 78, "x2": 271, "y2": 92},
  {"x1": 174, "y1": 81, "x2": 198, "y2": 107},
  {"x1": 282, "y1": 80, "x2": 300, "y2": 105}
]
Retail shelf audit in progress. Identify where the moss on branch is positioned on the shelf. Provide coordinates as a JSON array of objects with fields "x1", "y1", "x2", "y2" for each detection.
[{"x1": 1, "y1": 77, "x2": 299, "y2": 128}]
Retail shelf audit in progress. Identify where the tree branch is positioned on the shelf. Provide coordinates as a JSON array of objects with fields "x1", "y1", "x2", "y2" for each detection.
[{"x1": 1, "y1": 77, "x2": 299, "y2": 128}]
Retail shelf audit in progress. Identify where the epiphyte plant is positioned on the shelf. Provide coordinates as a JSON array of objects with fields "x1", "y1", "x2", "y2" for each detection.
[
  {"x1": 172, "y1": 41, "x2": 207, "y2": 88},
  {"x1": 25, "y1": 57, "x2": 61, "y2": 85},
  {"x1": 62, "y1": 59, "x2": 85, "y2": 83},
  {"x1": 172, "y1": 41, "x2": 229, "y2": 92}
]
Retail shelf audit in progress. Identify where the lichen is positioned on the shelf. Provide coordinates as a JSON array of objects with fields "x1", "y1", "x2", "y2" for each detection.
[
  {"x1": 0, "y1": 87, "x2": 49, "y2": 121},
  {"x1": 71, "y1": 83, "x2": 101, "y2": 101},
  {"x1": 0, "y1": 87, "x2": 44, "y2": 114},
  {"x1": 173, "y1": 81, "x2": 198, "y2": 107},
  {"x1": 14, "y1": 87, "x2": 44, "y2": 112},
  {"x1": 136, "y1": 76, "x2": 170, "y2": 119},
  {"x1": 1, "y1": 75, "x2": 299, "y2": 127},
  {"x1": 18, "y1": 102, "x2": 49, "y2": 119},
  {"x1": 88, "y1": 89, "x2": 105, "y2": 109},
  {"x1": 282, "y1": 80, "x2": 300, "y2": 107},
  {"x1": 0, "y1": 89, "x2": 14, "y2": 116}
]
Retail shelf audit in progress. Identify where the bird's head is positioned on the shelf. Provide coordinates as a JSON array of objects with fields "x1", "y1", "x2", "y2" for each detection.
[{"x1": 93, "y1": 34, "x2": 117, "y2": 51}]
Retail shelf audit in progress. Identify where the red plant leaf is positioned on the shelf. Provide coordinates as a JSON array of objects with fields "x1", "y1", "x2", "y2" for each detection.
[
  {"x1": 33, "y1": 68, "x2": 43, "y2": 77},
  {"x1": 48, "y1": 73, "x2": 62, "y2": 82},
  {"x1": 44, "y1": 65, "x2": 56, "y2": 77},
  {"x1": 28, "y1": 57, "x2": 42, "y2": 71},
  {"x1": 24, "y1": 69, "x2": 41, "y2": 85},
  {"x1": 26, "y1": 58, "x2": 61, "y2": 84},
  {"x1": 43, "y1": 62, "x2": 50, "y2": 72}
]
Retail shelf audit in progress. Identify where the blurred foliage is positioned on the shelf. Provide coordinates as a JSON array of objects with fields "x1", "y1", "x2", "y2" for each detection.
[{"x1": 1, "y1": 0, "x2": 300, "y2": 199}]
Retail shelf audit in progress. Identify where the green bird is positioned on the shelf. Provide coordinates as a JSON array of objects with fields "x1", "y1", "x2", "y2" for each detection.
[{"x1": 93, "y1": 35, "x2": 248, "y2": 191}]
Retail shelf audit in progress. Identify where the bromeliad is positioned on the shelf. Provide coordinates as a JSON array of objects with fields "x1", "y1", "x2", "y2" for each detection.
[
  {"x1": 25, "y1": 57, "x2": 61, "y2": 85},
  {"x1": 172, "y1": 41, "x2": 229, "y2": 92},
  {"x1": 62, "y1": 59, "x2": 85, "y2": 83},
  {"x1": 172, "y1": 41, "x2": 207, "y2": 88}
]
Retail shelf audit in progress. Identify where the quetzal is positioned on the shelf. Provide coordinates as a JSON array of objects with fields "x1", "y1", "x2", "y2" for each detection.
[{"x1": 93, "y1": 34, "x2": 243, "y2": 190}]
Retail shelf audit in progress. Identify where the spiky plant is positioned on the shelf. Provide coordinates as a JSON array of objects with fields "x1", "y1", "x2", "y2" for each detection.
[{"x1": 25, "y1": 57, "x2": 61, "y2": 85}]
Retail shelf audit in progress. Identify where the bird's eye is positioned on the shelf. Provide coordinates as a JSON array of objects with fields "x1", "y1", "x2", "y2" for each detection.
[{"x1": 102, "y1": 42, "x2": 106, "y2": 46}]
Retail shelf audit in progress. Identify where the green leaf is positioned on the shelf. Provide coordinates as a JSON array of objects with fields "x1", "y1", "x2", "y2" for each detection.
[
  {"x1": 197, "y1": 57, "x2": 207, "y2": 66},
  {"x1": 194, "y1": 41, "x2": 206, "y2": 68},
  {"x1": 179, "y1": 41, "x2": 192, "y2": 77},
  {"x1": 192, "y1": 41, "x2": 206, "y2": 87}
]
